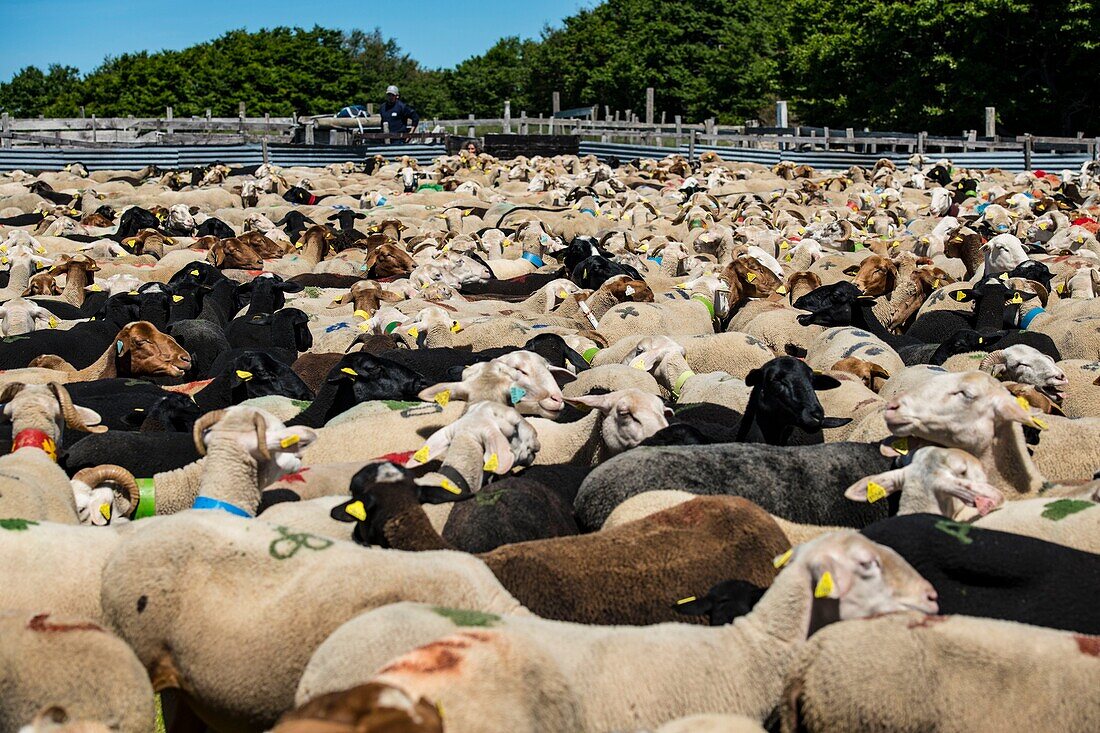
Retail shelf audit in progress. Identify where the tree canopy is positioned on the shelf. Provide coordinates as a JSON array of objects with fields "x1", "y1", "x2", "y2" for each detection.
[{"x1": 1, "y1": 1, "x2": 1095, "y2": 134}]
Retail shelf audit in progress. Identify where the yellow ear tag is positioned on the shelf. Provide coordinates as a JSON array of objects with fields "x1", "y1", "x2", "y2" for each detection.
[
  {"x1": 891, "y1": 437, "x2": 909, "y2": 455},
  {"x1": 449, "y1": 321, "x2": 463, "y2": 334},
  {"x1": 47, "y1": 316, "x2": 58, "y2": 328},
  {"x1": 412, "y1": 445, "x2": 430, "y2": 463},
  {"x1": 746, "y1": 272, "x2": 757, "y2": 283},
  {"x1": 235, "y1": 370, "x2": 253, "y2": 381},
  {"x1": 439, "y1": 478, "x2": 461, "y2": 495},
  {"x1": 773, "y1": 548, "x2": 793, "y2": 569},
  {"x1": 1056, "y1": 283, "x2": 1065, "y2": 294},
  {"x1": 784, "y1": 253, "x2": 793, "y2": 262},
  {"x1": 90, "y1": 284, "x2": 102, "y2": 291},
  {"x1": 353, "y1": 309, "x2": 370, "y2": 320},
  {"x1": 780, "y1": 241, "x2": 790, "y2": 250},
  {"x1": 933, "y1": 279, "x2": 942, "y2": 288},
  {"x1": 1, "y1": 257, "x2": 8, "y2": 265},
  {"x1": 867, "y1": 481, "x2": 887, "y2": 503},
  {"x1": 1016, "y1": 395, "x2": 1031, "y2": 411},
  {"x1": 483, "y1": 453, "x2": 499, "y2": 472},
  {"x1": 502, "y1": 239, "x2": 512, "y2": 247},
  {"x1": 955, "y1": 291, "x2": 968, "y2": 301},
  {"x1": 630, "y1": 357, "x2": 646, "y2": 370},
  {"x1": 1031, "y1": 416, "x2": 1048, "y2": 430},
  {"x1": 998, "y1": 272, "x2": 1008, "y2": 280},
  {"x1": 345, "y1": 500, "x2": 367, "y2": 521},
  {"x1": 99, "y1": 504, "x2": 111, "y2": 521},
  {"x1": 340, "y1": 367, "x2": 357, "y2": 376},
  {"x1": 190, "y1": 269, "x2": 200, "y2": 276},
  {"x1": 279, "y1": 434, "x2": 299, "y2": 449},
  {"x1": 776, "y1": 285, "x2": 788, "y2": 295},
  {"x1": 675, "y1": 596, "x2": 697, "y2": 605},
  {"x1": 434, "y1": 389, "x2": 451, "y2": 407},
  {"x1": 1010, "y1": 293, "x2": 1023, "y2": 304},
  {"x1": 128, "y1": 290, "x2": 139, "y2": 296},
  {"x1": 407, "y1": 327, "x2": 419, "y2": 338},
  {"x1": 814, "y1": 571, "x2": 835, "y2": 599},
  {"x1": 172, "y1": 295, "x2": 184, "y2": 302}
]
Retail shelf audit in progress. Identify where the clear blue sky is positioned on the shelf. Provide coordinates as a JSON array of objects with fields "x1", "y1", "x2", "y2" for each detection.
[{"x1": 0, "y1": 0, "x2": 592, "y2": 81}]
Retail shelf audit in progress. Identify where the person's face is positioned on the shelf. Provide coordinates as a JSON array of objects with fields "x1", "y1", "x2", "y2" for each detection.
[
  {"x1": 386, "y1": 93, "x2": 396, "y2": 104},
  {"x1": 467, "y1": 144, "x2": 477, "y2": 154}
]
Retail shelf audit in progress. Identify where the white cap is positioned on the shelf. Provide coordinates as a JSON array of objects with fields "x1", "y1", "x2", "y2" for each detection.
[{"x1": 386, "y1": 85, "x2": 399, "y2": 96}]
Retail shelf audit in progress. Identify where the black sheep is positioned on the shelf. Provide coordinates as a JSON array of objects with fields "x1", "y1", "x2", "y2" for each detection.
[{"x1": 862, "y1": 514, "x2": 1100, "y2": 634}]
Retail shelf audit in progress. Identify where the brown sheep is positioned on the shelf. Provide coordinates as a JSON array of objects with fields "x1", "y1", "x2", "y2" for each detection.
[
  {"x1": 363, "y1": 243, "x2": 416, "y2": 279},
  {"x1": 208, "y1": 237, "x2": 263, "y2": 270},
  {"x1": 29, "y1": 321, "x2": 192, "y2": 380},
  {"x1": 23, "y1": 271, "x2": 62, "y2": 296},
  {"x1": 328, "y1": 280, "x2": 404, "y2": 315},
  {"x1": 47, "y1": 254, "x2": 99, "y2": 306},
  {"x1": 850, "y1": 254, "x2": 898, "y2": 296},
  {"x1": 337, "y1": 470, "x2": 788, "y2": 626}
]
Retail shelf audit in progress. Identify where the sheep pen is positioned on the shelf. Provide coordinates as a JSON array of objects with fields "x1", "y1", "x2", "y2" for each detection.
[{"x1": 0, "y1": 149, "x2": 1098, "y2": 733}]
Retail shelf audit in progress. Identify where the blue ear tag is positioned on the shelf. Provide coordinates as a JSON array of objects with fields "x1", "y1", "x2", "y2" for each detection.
[
  {"x1": 116, "y1": 340, "x2": 124, "y2": 355},
  {"x1": 509, "y1": 385, "x2": 526, "y2": 405}
]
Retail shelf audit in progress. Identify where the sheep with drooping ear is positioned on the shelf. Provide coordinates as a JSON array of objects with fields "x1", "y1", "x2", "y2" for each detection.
[{"x1": 979, "y1": 344, "x2": 1068, "y2": 401}]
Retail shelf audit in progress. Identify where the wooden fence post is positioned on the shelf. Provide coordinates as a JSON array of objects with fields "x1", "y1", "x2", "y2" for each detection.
[
  {"x1": 776, "y1": 100, "x2": 788, "y2": 128},
  {"x1": 552, "y1": 92, "x2": 561, "y2": 116},
  {"x1": 238, "y1": 102, "x2": 246, "y2": 135},
  {"x1": 304, "y1": 120, "x2": 315, "y2": 145},
  {"x1": 503, "y1": 100, "x2": 511, "y2": 134},
  {"x1": 1, "y1": 113, "x2": 10, "y2": 149},
  {"x1": 467, "y1": 114, "x2": 475, "y2": 138},
  {"x1": 645, "y1": 87, "x2": 654, "y2": 125},
  {"x1": 262, "y1": 139, "x2": 269, "y2": 165},
  {"x1": 91, "y1": 115, "x2": 97, "y2": 144},
  {"x1": 1024, "y1": 133, "x2": 1033, "y2": 171},
  {"x1": 688, "y1": 128, "x2": 697, "y2": 163},
  {"x1": 166, "y1": 107, "x2": 173, "y2": 136},
  {"x1": 985, "y1": 107, "x2": 996, "y2": 138}
]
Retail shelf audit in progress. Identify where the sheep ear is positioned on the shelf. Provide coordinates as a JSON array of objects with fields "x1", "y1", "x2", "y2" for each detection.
[
  {"x1": 745, "y1": 367, "x2": 762, "y2": 386},
  {"x1": 548, "y1": 365, "x2": 578, "y2": 387},
  {"x1": 330, "y1": 494, "x2": 376, "y2": 524},
  {"x1": 994, "y1": 390, "x2": 1041, "y2": 427},
  {"x1": 481, "y1": 429, "x2": 516, "y2": 474},
  {"x1": 671, "y1": 594, "x2": 714, "y2": 617},
  {"x1": 328, "y1": 293, "x2": 352, "y2": 308},
  {"x1": 811, "y1": 373, "x2": 843, "y2": 391},
  {"x1": 843, "y1": 264, "x2": 861, "y2": 276},
  {"x1": 565, "y1": 392, "x2": 617, "y2": 413},
  {"x1": 415, "y1": 481, "x2": 469, "y2": 504},
  {"x1": 844, "y1": 468, "x2": 904, "y2": 503},
  {"x1": 419, "y1": 382, "x2": 467, "y2": 403},
  {"x1": 626, "y1": 349, "x2": 664, "y2": 372},
  {"x1": 75, "y1": 406, "x2": 104, "y2": 428}
]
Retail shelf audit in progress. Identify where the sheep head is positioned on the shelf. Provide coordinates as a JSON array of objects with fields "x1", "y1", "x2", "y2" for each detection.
[
  {"x1": 850, "y1": 255, "x2": 898, "y2": 296},
  {"x1": 22, "y1": 272, "x2": 62, "y2": 297},
  {"x1": 112, "y1": 321, "x2": 193, "y2": 377},
  {"x1": 193, "y1": 406, "x2": 317, "y2": 487},
  {"x1": 0, "y1": 382, "x2": 106, "y2": 444},
  {"x1": 776, "y1": 531, "x2": 938, "y2": 623},
  {"x1": 405, "y1": 401, "x2": 540, "y2": 478},
  {"x1": 208, "y1": 238, "x2": 263, "y2": 270},
  {"x1": 884, "y1": 371, "x2": 1042, "y2": 457},
  {"x1": 830, "y1": 357, "x2": 891, "y2": 393},
  {"x1": 845, "y1": 447, "x2": 1004, "y2": 521},
  {"x1": 71, "y1": 465, "x2": 141, "y2": 525},
  {"x1": 979, "y1": 345, "x2": 1068, "y2": 402},
  {"x1": 565, "y1": 389, "x2": 673, "y2": 455},
  {"x1": 418, "y1": 352, "x2": 572, "y2": 419}
]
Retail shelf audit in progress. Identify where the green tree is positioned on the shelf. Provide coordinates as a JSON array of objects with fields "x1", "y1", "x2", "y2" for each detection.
[
  {"x1": 526, "y1": 0, "x2": 789, "y2": 123},
  {"x1": 783, "y1": 0, "x2": 1100, "y2": 135},
  {"x1": 447, "y1": 37, "x2": 535, "y2": 117},
  {"x1": 0, "y1": 64, "x2": 82, "y2": 116}
]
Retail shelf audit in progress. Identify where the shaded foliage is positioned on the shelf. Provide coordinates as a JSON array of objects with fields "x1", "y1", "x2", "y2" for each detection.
[{"x1": 1, "y1": 1, "x2": 1096, "y2": 134}]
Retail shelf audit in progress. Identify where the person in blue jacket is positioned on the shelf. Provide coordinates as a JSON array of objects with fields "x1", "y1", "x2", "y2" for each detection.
[{"x1": 380, "y1": 85, "x2": 419, "y2": 143}]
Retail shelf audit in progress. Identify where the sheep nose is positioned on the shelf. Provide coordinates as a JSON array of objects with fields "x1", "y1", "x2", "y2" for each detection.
[{"x1": 885, "y1": 398, "x2": 901, "y2": 412}]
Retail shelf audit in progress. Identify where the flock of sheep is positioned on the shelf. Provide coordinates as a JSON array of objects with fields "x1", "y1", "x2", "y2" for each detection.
[{"x1": 0, "y1": 148, "x2": 1097, "y2": 733}]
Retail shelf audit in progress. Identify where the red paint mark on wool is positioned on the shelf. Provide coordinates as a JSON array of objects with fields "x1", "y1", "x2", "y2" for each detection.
[
  {"x1": 28, "y1": 614, "x2": 103, "y2": 633},
  {"x1": 377, "y1": 450, "x2": 415, "y2": 465},
  {"x1": 1075, "y1": 635, "x2": 1100, "y2": 657}
]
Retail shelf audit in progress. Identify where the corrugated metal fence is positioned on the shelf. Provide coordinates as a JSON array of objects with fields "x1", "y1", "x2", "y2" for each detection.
[{"x1": 0, "y1": 141, "x2": 1090, "y2": 173}]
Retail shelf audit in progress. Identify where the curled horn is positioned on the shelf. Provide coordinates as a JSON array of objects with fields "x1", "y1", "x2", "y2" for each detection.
[
  {"x1": 192, "y1": 409, "x2": 227, "y2": 455},
  {"x1": 252, "y1": 412, "x2": 270, "y2": 461},
  {"x1": 978, "y1": 350, "x2": 1007, "y2": 374},
  {"x1": 49, "y1": 382, "x2": 107, "y2": 433},
  {"x1": 73, "y1": 465, "x2": 140, "y2": 516},
  {"x1": 0, "y1": 382, "x2": 26, "y2": 404}
]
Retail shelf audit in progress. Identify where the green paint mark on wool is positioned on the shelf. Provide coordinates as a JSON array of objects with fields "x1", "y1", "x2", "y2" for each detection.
[
  {"x1": 383, "y1": 400, "x2": 421, "y2": 411},
  {"x1": 268, "y1": 525, "x2": 333, "y2": 560},
  {"x1": 474, "y1": 487, "x2": 507, "y2": 507},
  {"x1": 431, "y1": 606, "x2": 500, "y2": 627},
  {"x1": 1041, "y1": 499, "x2": 1095, "y2": 521},
  {"x1": 0, "y1": 518, "x2": 38, "y2": 531},
  {"x1": 291, "y1": 400, "x2": 312, "y2": 411},
  {"x1": 303, "y1": 286, "x2": 321, "y2": 299},
  {"x1": 934, "y1": 519, "x2": 973, "y2": 545}
]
